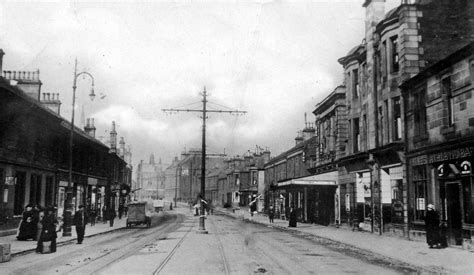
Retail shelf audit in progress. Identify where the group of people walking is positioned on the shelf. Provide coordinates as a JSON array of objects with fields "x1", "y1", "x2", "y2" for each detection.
[
  {"x1": 16, "y1": 204, "x2": 59, "y2": 253},
  {"x1": 17, "y1": 204, "x2": 121, "y2": 253}
]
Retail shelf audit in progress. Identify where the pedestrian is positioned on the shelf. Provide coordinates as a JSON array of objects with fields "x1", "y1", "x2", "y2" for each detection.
[
  {"x1": 424, "y1": 203, "x2": 441, "y2": 248},
  {"x1": 35, "y1": 206, "x2": 45, "y2": 253},
  {"x1": 288, "y1": 204, "x2": 297, "y2": 228},
  {"x1": 73, "y1": 205, "x2": 88, "y2": 244},
  {"x1": 118, "y1": 204, "x2": 124, "y2": 219},
  {"x1": 268, "y1": 205, "x2": 274, "y2": 223},
  {"x1": 102, "y1": 205, "x2": 108, "y2": 224},
  {"x1": 108, "y1": 207, "x2": 116, "y2": 227},
  {"x1": 17, "y1": 204, "x2": 37, "y2": 241},
  {"x1": 39, "y1": 206, "x2": 59, "y2": 253},
  {"x1": 89, "y1": 208, "x2": 96, "y2": 226}
]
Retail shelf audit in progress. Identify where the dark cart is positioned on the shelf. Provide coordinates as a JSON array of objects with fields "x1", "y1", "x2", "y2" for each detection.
[{"x1": 126, "y1": 201, "x2": 151, "y2": 228}]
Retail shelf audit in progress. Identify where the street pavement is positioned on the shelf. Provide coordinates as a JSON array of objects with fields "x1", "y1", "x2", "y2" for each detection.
[
  {"x1": 2, "y1": 205, "x2": 473, "y2": 274},
  {"x1": 217, "y1": 207, "x2": 474, "y2": 274},
  {"x1": 0, "y1": 217, "x2": 127, "y2": 256}
]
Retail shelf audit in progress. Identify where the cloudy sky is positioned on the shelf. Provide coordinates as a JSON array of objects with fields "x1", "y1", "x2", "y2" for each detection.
[{"x1": 0, "y1": 0, "x2": 399, "y2": 168}]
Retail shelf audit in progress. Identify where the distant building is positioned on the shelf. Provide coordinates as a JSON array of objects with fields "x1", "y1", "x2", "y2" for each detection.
[{"x1": 135, "y1": 154, "x2": 164, "y2": 200}]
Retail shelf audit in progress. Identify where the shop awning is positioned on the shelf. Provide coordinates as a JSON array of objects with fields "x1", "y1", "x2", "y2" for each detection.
[
  {"x1": 277, "y1": 179, "x2": 336, "y2": 187},
  {"x1": 277, "y1": 171, "x2": 338, "y2": 187}
]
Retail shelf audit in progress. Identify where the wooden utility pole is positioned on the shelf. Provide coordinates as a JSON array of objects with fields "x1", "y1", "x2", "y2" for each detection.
[{"x1": 163, "y1": 87, "x2": 246, "y2": 233}]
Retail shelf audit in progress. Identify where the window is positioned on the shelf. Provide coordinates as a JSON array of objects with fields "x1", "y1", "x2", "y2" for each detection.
[
  {"x1": 442, "y1": 76, "x2": 454, "y2": 126},
  {"x1": 353, "y1": 118, "x2": 360, "y2": 153},
  {"x1": 413, "y1": 166, "x2": 427, "y2": 221},
  {"x1": 45, "y1": 176, "x2": 54, "y2": 207},
  {"x1": 378, "y1": 106, "x2": 384, "y2": 145},
  {"x1": 413, "y1": 88, "x2": 427, "y2": 137},
  {"x1": 382, "y1": 41, "x2": 387, "y2": 80},
  {"x1": 352, "y1": 69, "x2": 359, "y2": 99},
  {"x1": 235, "y1": 174, "x2": 240, "y2": 187},
  {"x1": 390, "y1": 36, "x2": 399, "y2": 73},
  {"x1": 363, "y1": 114, "x2": 367, "y2": 151},
  {"x1": 393, "y1": 97, "x2": 402, "y2": 140}
]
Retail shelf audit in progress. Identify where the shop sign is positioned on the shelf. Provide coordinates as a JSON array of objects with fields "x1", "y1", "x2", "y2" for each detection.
[
  {"x1": 437, "y1": 164, "x2": 446, "y2": 177},
  {"x1": 4, "y1": 177, "x2": 16, "y2": 185},
  {"x1": 461, "y1": 161, "x2": 472, "y2": 175},
  {"x1": 410, "y1": 155, "x2": 427, "y2": 166},
  {"x1": 428, "y1": 147, "x2": 474, "y2": 164},
  {"x1": 59, "y1": 181, "x2": 69, "y2": 187},
  {"x1": 88, "y1": 177, "x2": 98, "y2": 186}
]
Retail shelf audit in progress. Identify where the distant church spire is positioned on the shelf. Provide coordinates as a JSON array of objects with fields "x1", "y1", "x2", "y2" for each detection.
[{"x1": 149, "y1": 154, "x2": 155, "y2": 164}]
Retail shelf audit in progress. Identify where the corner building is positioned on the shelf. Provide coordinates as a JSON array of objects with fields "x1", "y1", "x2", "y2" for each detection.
[{"x1": 338, "y1": 0, "x2": 474, "y2": 236}]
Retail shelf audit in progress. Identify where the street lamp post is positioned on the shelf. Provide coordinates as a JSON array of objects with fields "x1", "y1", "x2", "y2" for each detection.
[
  {"x1": 63, "y1": 58, "x2": 96, "y2": 237},
  {"x1": 175, "y1": 165, "x2": 181, "y2": 208}
]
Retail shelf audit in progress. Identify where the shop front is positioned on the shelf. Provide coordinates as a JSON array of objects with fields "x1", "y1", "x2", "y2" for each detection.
[
  {"x1": 277, "y1": 172, "x2": 338, "y2": 226},
  {"x1": 409, "y1": 146, "x2": 474, "y2": 246}
]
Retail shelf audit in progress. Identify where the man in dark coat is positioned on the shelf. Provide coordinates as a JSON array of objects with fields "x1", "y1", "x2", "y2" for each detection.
[
  {"x1": 425, "y1": 204, "x2": 440, "y2": 248},
  {"x1": 108, "y1": 207, "x2": 116, "y2": 227},
  {"x1": 73, "y1": 205, "x2": 88, "y2": 244},
  {"x1": 289, "y1": 204, "x2": 297, "y2": 227},
  {"x1": 39, "y1": 207, "x2": 59, "y2": 253}
]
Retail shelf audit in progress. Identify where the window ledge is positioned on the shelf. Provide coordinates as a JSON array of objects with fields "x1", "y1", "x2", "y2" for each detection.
[
  {"x1": 440, "y1": 125, "x2": 455, "y2": 135},
  {"x1": 413, "y1": 135, "x2": 428, "y2": 143}
]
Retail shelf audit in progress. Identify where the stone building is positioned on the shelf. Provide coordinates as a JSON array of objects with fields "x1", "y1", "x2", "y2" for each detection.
[
  {"x1": 401, "y1": 43, "x2": 474, "y2": 246},
  {"x1": 135, "y1": 154, "x2": 164, "y2": 200},
  {"x1": 337, "y1": 0, "x2": 474, "y2": 236},
  {"x1": 264, "y1": 128, "x2": 320, "y2": 223},
  {"x1": 0, "y1": 52, "x2": 131, "y2": 231},
  {"x1": 312, "y1": 86, "x2": 347, "y2": 226}
]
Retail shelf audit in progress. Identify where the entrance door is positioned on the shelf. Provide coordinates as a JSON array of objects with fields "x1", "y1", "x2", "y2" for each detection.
[{"x1": 446, "y1": 183, "x2": 463, "y2": 245}]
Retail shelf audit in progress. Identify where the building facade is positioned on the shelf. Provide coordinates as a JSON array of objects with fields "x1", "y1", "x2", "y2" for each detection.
[
  {"x1": 0, "y1": 62, "x2": 131, "y2": 230},
  {"x1": 337, "y1": 0, "x2": 474, "y2": 236},
  {"x1": 402, "y1": 43, "x2": 474, "y2": 246}
]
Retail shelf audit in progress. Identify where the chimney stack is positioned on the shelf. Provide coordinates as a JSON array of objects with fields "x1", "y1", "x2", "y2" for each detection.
[
  {"x1": 40, "y1": 92, "x2": 62, "y2": 115},
  {"x1": 110, "y1": 121, "x2": 117, "y2": 153},
  {"x1": 295, "y1": 130, "x2": 304, "y2": 145},
  {"x1": 0, "y1": 49, "x2": 5, "y2": 76},
  {"x1": 84, "y1": 117, "x2": 96, "y2": 138}
]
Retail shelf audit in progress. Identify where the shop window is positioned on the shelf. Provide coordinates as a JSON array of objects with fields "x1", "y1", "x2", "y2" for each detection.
[
  {"x1": 413, "y1": 166, "x2": 427, "y2": 221},
  {"x1": 464, "y1": 178, "x2": 474, "y2": 224},
  {"x1": 30, "y1": 174, "x2": 42, "y2": 206},
  {"x1": 14, "y1": 171, "x2": 26, "y2": 215},
  {"x1": 45, "y1": 176, "x2": 54, "y2": 207},
  {"x1": 393, "y1": 97, "x2": 402, "y2": 140},
  {"x1": 353, "y1": 118, "x2": 360, "y2": 153},
  {"x1": 413, "y1": 88, "x2": 428, "y2": 138}
]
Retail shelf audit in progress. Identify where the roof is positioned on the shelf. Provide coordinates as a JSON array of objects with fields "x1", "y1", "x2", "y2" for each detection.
[
  {"x1": 0, "y1": 78, "x2": 110, "y2": 151},
  {"x1": 338, "y1": 44, "x2": 366, "y2": 65},
  {"x1": 313, "y1": 85, "x2": 345, "y2": 115},
  {"x1": 400, "y1": 43, "x2": 473, "y2": 90},
  {"x1": 265, "y1": 136, "x2": 317, "y2": 167}
]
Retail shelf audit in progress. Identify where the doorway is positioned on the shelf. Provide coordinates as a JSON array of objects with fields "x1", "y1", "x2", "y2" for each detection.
[{"x1": 445, "y1": 182, "x2": 463, "y2": 245}]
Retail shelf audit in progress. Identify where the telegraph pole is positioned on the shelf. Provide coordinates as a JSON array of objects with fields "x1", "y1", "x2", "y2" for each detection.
[{"x1": 163, "y1": 87, "x2": 246, "y2": 233}]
